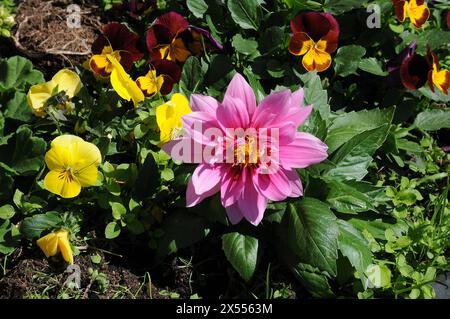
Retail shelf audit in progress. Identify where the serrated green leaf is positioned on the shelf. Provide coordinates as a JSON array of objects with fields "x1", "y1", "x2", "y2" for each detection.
[
  {"x1": 334, "y1": 45, "x2": 366, "y2": 77},
  {"x1": 358, "y1": 58, "x2": 388, "y2": 76},
  {"x1": 414, "y1": 109, "x2": 450, "y2": 131}
]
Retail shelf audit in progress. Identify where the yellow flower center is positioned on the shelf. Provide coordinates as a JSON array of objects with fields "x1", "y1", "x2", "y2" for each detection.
[
  {"x1": 233, "y1": 136, "x2": 260, "y2": 168},
  {"x1": 58, "y1": 167, "x2": 76, "y2": 183}
]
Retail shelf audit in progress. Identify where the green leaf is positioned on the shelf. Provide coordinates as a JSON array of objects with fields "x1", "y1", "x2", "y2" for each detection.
[
  {"x1": 326, "y1": 107, "x2": 394, "y2": 153},
  {"x1": 161, "y1": 167, "x2": 174, "y2": 181},
  {"x1": 4, "y1": 91, "x2": 35, "y2": 122},
  {"x1": 0, "y1": 126, "x2": 46, "y2": 176},
  {"x1": 232, "y1": 34, "x2": 259, "y2": 56},
  {"x1": 286, "y1": 198, "x2": 339, "y2": 276},
  {"x1": 133, "y1": 153, "x2": 160, "y2": 200},
  {"x1": 243, "y1": 68, "x2": 265, "y2": 103},
  {"x1": 110, "y1": 201, "x2": 127, "y2": 220},
  {"x1": 227, "y1": 0, "x2": 261, "y2": 30},
  {"x1": 180, "y1": 56, "x2": 205, "y2": 95},
  {"x1": 222, "y1": 232, "x2": 259, "y2": 281},
  {"x1": 414, "y1": 109, "x2": 450, "y2": 131},
  {"x1": 155, "y1": 211, "x2": 211, "y2": 261},
  {"x1": 338, "y1": 220, "x2": 373, "y2": 286},
  {"x1": 326, "y1": 180, "x2": 378, "y2": 214},
  {"x1": 365, "y1": 264, "x2": 391, "y2": 288},
  {"x1": 21, "y1": 212, "x2": 62, "y2": 239},
  {"x1": 0, "y1": 56, "x2": 44, "y2": 92},
  {"x1": 358, "y1": 58, "x2": 388, "y2": 76},
  {"x1": 0, "y1": 204, "x2": 15, "y2": 220},
  {"x1": 105, "y1": 221, "x2": 121, "y2": 239},
  {"x1": 299, "y1": 72, "x2": 330, "y2": 122},
  {"x1": 290, "y1": 263, "x2": 334, "y2": 297},
  {"x1": 333, "y1": 45, "x2": 366, "y2": 77},
  {"x1": 324, "y1": 0, "x2": 365, "y2": 14},
  {"x1": 325, "y1": 124, "x2": 390, "y2": 181},
  {"x1": 187, "y1": 0, "x2": 208, "y2": 18}
]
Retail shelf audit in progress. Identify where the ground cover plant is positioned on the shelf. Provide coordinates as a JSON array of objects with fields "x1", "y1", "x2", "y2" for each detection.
[{"x1": 0, "y1": 0, "x2": 449, "y2": 299}]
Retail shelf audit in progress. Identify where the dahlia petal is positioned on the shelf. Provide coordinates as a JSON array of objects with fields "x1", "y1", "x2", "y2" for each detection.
[
  {"x1": 284, "y1": 168, "x2": 304, "y2": 197},
  {"x1": 252, "y1": 90, "x2": 292, "y2": 128},
  {"x1": 238, "y1": 171, "x2": 267, "y2": 226},
  {"x1": 221, "y1": 166, "x2": 245, "y2": 207},
  {"x1": 182, "y1": 111, "x2": 221, "y2": 146},
  {"x1": 217, "y1": 96, "x2": 250, "y2": 130},
  {"x1": 191, "y1": 164, "x2": 222, "y2": 195},
  {"x1": 223, "y1": 73, "x2": 257, "y2": 117},
  {"x1": 279, "y1": 132, "x2": 328, "y2": 169},
  {"x1": 254, "y1": 168, "x2": 292, "y2": 201},
  {"x1": 190, "y1": 94, "x2": 220, "y2": 115},
  {"x1": 225, "y1": 202, "x2": 244, "y2": 225}
]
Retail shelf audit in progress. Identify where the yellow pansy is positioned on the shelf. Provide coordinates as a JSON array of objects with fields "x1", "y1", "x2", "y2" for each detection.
[
  {"x1": 156, "y1": 93, "x2": 191, "y2": 145},
  {"x1": 44, "y1": 135, "x2": 102, "y2": 198},
  {"x1": 136, "y1": 69, "x2": 165, "y2": 97},
  {"x1": 37, "y1": 229, "x2": 74, "y2": 264},
  {"x1": 27, "y1": 69, "x2": 82, "y2": 116},
  {"x1": 106, "y1": 54, "x2": 145, "y2": 107}
]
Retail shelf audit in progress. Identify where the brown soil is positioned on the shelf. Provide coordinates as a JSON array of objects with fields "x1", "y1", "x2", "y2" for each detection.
[
  {"x1": 11, "y1": 0, "x2": 104, "y2": 76},
  {"x1": 0, "y1": 254, "x2": 164, "y2": 299}
]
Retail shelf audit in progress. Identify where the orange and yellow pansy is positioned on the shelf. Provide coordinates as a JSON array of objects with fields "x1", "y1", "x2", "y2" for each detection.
[
  {"x1": 392, "y1": 0, "x2": 430, "y2": 28},
  {"x1": 288, "y1": 12, "x2": 339, "y2": 73},
  {"x1": 428, "y1": 50, "x2": 450, "y2": 96}
]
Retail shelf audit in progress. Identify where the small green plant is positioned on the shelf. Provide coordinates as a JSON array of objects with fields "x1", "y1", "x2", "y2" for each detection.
[{"x1": 0, "y1": 1, "x2": 15, "y2": 37}]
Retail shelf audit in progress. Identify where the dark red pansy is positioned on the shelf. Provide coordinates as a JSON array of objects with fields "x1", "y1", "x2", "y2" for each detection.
[
  {"x1": 146, "y1": 11, "x2": 190, "y2": 54},
  {"x1": 290, "y1": 12, "x2": 339, "y2": 53},
  {"x1": 92, "y1": 22, "x2": 144, "y2": 62},
  {"x1": 447, "y1": 10, "x2": 450, "y2": 28},
  {"x1": 388, "y1": 42, "x2": 430, "y2": 90},
  {"x1": 157, "y1": 60, "x2": 181, "y2": 95}
]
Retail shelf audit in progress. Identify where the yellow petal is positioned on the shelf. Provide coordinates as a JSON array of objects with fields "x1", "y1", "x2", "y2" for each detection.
[
  {"x1": 56, "y1": 230, "x2": 74, "y2": 264},
  {"x1": 71, "y1": 139, "x2": 102, "y2": 172},
  {"x1": 75, "y1": 164, "x2": 99, "y2": 187},
  {"x1": 45, "y1": 146, "x2": 72, "y2": 171},
  {"x1": 27, "y1": 82, "x2": 53, "y2": 116},
  {"x1": 51, "y1": 134, "x2": 84, "y2": 150},
  {"x1": 432, "y1": 68, "x2": 450, "y2": 96},
  {"x1": 156, "y1": 93, "x2": 191, "y2": 144},
  {"x1": 51, "y1": 69, "x2": 82, "y2": 98},
  {"x1": 302, "y1": 48, "x2": 332, "y2": 73},
  {"x1": 37, "y1": 232, "x2": 59, "y2": 258},
  {"x1": 406, "y1": 0, "x2": 430, "y2": 28},
  {"x1": 44, "y1": 170, "x2": 81, "y2": 198},
  {"x1": 107, "y1": 54, "x2": 145, "y2": 107}
]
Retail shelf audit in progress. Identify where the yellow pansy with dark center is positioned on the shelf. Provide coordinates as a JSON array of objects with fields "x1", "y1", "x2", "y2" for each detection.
[
  {"x1": 288, "y1": 12, "x2": 339, "y2": 73},
  {"x1": 44, "y1": 135, "x2": 102, "y2": 198}
]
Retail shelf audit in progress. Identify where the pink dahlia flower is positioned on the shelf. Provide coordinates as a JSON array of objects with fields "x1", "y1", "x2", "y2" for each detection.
[{"x1": 165, "y1": 73, "x2": 328, "y2": 226}]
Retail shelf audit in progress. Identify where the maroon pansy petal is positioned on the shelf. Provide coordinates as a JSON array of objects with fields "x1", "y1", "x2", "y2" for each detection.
[
  {"x1": 159, "y1": 75, "x2": 176, "y2": 96},
  {"x1": 392, "y1": 0, "x2": 406, "y2": 22},
  {"x1": 155, "y1": 11, "x2": 189, "y2": 39},
  {"x1": 146, "y1": 24, "x2": 173, "y2": 51},
  {"x1": 321, "y1": 13, "x2": 340, "y2": 53},
  {"x1": 400, "y1": 54, "x2": 430, "y2": 90},
  {"x1": 189, "y1": 26, "x2": 224, "y2": 50},
  {"x1": 154, "y1": 59, "x2": 181, "y2": 83},
  {"x1": 92, "y1": 35, "x2": 110, "y2": 55},
  {"x1": 290, "y1": 12, "x2": 331, "y2": 42},
  {"x1": 447, "y1": 10, "x2": 450, "y2": 28},
  {"x1": 388, "y1": 42, "x2": 417, "y2": 73},
  {"x1": 102, "y1": 22, "x2": 143, "y2": 61},
  {"x1": 118, "y1": 51, "x2": 134, "y2": 72}
]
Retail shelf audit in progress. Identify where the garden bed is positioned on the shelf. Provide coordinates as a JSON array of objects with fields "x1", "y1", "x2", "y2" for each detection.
[{"x1": 0, "y1": 0, "x2": 449, "y2": 300}]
